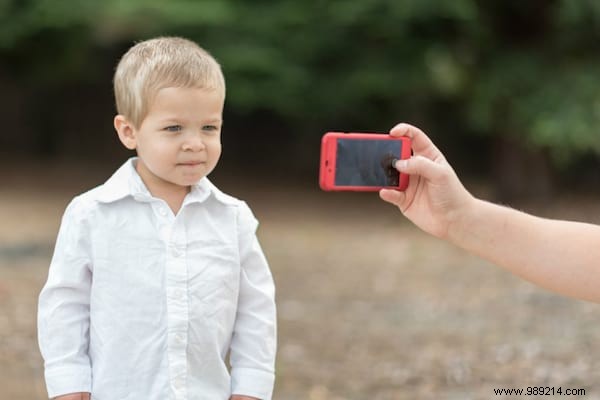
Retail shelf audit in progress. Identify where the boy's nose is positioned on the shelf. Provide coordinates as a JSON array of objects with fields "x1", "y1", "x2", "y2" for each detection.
[{"x1": 182, "y1": 135, "x2": 206, "y2": 151}]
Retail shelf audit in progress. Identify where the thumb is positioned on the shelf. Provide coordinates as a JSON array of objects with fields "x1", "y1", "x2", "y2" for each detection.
[
  {"x1": 379, "y1": 187, "x2": 407, "y2": 208},
  {"x1": 396, "y1": 155, "x2": 445, "y2": 183}
]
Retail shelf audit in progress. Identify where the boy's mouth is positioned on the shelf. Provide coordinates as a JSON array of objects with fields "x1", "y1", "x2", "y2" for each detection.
[{"x1": 178, "y1": 161, "x2": 205, "y2": 166}]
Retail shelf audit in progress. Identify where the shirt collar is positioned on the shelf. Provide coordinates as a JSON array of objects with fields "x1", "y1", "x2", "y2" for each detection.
[{"x1": 96, "y1": 157, "x2": 228, "y2": 205}]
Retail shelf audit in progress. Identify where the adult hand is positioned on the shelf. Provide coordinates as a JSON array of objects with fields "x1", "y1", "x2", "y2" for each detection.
[{"x1": 379, "y1": 123, "x2": 474, "y2": 239}]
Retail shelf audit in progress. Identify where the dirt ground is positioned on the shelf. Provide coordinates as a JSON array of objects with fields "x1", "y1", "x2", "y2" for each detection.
[{"x1": 2, "y1": 160, "x2": 600, "y2": 399}]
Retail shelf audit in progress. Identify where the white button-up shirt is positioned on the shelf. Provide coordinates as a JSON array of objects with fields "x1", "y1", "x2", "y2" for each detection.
[{"x1": 38, "y1": 159, "x2": 277, "y2": 400}]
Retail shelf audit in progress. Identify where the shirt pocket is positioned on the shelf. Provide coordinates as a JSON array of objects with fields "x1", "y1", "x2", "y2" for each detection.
[{"x1": 187, "y1": 239, "x2": 240, "y2": 321}]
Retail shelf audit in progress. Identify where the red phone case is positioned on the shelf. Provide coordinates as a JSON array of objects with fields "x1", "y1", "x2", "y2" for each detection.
[{"x1": 319, "y1": 132, "x2": 411, "y2": 192}]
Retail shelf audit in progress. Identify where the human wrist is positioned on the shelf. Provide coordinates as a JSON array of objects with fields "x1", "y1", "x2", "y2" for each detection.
[{"x1": 445, "y1": 193, "x2": 480, "y2": 246}]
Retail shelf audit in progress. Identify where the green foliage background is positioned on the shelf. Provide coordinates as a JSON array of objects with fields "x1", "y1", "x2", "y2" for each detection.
[{"x1": 3, "y1": 0, "x2": 600, "y2": 192}]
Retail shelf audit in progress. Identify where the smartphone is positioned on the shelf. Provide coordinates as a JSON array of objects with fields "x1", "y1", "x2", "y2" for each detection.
[{"x1": 319, "y1": 132, "x2": 411, "y2": 191}]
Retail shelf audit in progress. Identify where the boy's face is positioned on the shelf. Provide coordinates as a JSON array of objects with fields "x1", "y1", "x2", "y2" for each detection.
[{"x1": 116, "y1": 86, "x2": 224, "y2": 193}]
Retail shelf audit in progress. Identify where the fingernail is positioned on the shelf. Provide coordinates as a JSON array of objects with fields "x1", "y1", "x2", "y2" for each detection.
[{"x1": 395, "y1": 159, "x2": 408, "y2": 169}]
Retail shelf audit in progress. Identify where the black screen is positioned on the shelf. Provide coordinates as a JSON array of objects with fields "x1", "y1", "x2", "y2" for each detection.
[{"x1": 334, "y1": 139, "x2": 401, "y2": 186}]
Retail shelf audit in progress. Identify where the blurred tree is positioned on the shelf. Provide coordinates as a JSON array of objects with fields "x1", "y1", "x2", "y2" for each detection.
[
  {"x1": 466, "y1": 0, "x2": 600, "y2": 198},
  {"x1": 2, "y1": 0, "x2": 600, "y2": 196}
]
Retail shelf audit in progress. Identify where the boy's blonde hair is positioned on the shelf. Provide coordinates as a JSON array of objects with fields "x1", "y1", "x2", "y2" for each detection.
[{"x1": 114, "y1": 36, "x2": 225, "y2": 128}]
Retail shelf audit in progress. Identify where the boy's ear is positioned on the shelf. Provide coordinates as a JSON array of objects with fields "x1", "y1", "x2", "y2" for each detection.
[{"x1": 114, "y1": 115, "x2": 137, "y2": 150}]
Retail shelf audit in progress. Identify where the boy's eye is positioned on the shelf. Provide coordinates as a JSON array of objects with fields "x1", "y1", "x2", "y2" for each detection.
[
  {"x1": 203, "y1": 125, "x2": 219, "y2": 133},
  {"x1": 165, "y1": 125, "x2": 182, "y2": 132}
]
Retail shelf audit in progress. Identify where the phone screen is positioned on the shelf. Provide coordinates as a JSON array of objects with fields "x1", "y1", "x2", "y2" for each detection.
[{"x1": 334, "y1": 138, "x2": 401, "y2": 186}]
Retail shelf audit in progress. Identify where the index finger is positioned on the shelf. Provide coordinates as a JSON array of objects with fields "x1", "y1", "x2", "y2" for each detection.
[{"x1": 389, "y1": 122, "x2": 442, "y2": 161}]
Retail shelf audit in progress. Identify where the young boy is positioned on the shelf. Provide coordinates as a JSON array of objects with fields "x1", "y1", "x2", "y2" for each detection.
[{"x1": 38, "y1": 37, "x2": 276, "y2": 400}]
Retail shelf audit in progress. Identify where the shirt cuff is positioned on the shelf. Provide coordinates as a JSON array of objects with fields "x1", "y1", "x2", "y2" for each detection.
[
  {"x1": 45, "y1": 365, "x2": 92, "y2": 399},
  {"x1": 231, "y1": 367, "x2": 275, "y2": 400}
]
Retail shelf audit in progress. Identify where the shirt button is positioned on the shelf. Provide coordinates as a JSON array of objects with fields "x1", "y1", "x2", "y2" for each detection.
[
  {"x1": 176, "y1": 333, "x2": 185, "y2": 343},
  {"x1": 158, "y1": 207, "x2": 167, "y2": 216},
  {"x1": 174, "y1": 289, "x2": 184, "y2": 299}
]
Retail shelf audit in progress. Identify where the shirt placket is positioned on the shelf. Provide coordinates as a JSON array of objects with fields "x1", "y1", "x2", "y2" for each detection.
[{"x1": 157, "y1": 204, "x2": 189, "y2": 400}]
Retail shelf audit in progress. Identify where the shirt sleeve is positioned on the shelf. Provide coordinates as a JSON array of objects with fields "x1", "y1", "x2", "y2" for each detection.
[
  {"x1": 38, "y1": 197, "x2": 93, "y2": 398},
  {"x1": 229, "y1": 202, "x2": 277, "y2": 400}
]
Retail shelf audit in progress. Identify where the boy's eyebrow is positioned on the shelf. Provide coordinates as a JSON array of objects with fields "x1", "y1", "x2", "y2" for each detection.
[
  {"x1": 157, "y1": 117, "x2": 223, "y2": 124},
  {"x1": 203, "y1": 118, "x2": 223, "y2": 124}
]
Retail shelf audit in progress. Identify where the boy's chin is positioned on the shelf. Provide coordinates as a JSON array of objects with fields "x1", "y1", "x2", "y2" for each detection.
[{"x1": 175, "y1": 175, "x2": 206, "y2": 187}]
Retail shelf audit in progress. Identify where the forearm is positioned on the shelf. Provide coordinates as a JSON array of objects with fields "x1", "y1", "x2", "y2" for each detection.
[
  {"x1": 449, "y1": 198, "x2": 600, "y2": 302},
  {"x1": 231, "y1": 228, "x2": 276, "y2": 399},
  {"x1": 230, "y1": 289, "x2": 276, "y2": 400}
]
